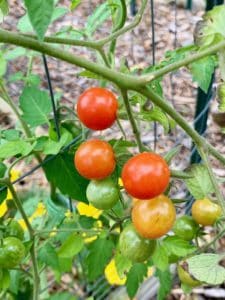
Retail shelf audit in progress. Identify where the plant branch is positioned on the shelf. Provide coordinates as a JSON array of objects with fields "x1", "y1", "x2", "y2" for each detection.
[
  {"x1": 198, "y1": 146, "x2": 225, "y2": 216},
  {"x1": 120, "y1": 89, "x2": 144, "y2": 152}
]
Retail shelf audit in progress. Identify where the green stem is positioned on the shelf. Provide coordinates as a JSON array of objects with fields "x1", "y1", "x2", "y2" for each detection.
[
  {"x1": 35, "y1": 228, "x2": 102, "y2": 236},
  {"x1": 4, "y1": 179, "x2": 40, "y2": 300},
  {"x1": 98, "y1": 48, "x2": 111, "y2": 68},
  {"x1": 198, "y1": 147, "x2": 225, "y2": 216},
  {"x1": 116, "y1": 119, "x2": 127, "y2": 139},
  {"x1": 170, "y1": 170, "x2": 193, "y2": 179},
  {"x1": 120, "y1": 89, "x2": 144, "y2": 152},
  {"x1": 140, "y1": 40, "x2": 225, "y2": 84},
  {"x1": 197, "y1": 227, "x2": 225, "y2": 254}
]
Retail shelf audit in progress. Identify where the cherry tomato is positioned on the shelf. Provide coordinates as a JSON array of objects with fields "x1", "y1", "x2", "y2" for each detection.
[
  {"x1": 77, "y1": 87, "x2": 118, "y2": 130},
  {"x1": 86, "y1": 178, "x2": 119, "y2": 210},
  {"x1": 177, "y1": 262, "x2": 202, "y2": 287},
  {"x1": 191, "y1": 198, "x2": 222, "y2": 226},
  {"x1": 119, "y1": 223, "x2": 156, "y2": 262},
  {"x1": 121, "y1": 152, "x2": 170, "y2": 200},
  {"x1": 173, "y1": 216, "x2": 199, "y2": 241},
  {"x1": 132, "y1": 195, "x2": 176, "y2": 239},
  {"x1": 0, "y1": 237, "x2": 25, "y2": 269},
  {"x1": 6, "y1": 219, "x2": 24, "y2": 241},
  {"x1": 74, "y1": 139, "x2": 116, "y2": 180}
]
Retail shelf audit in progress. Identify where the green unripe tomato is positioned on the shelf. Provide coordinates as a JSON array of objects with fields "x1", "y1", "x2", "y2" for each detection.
[
  {"x1": 173, "y1": 216, "x2": 199, "y2": 241},
  {"x1": 177, "y1": 263, "x2": 202, "y2": 287},
  {"x1": 119, "y1": 223, "x2": 156, "y2": 263},
  {"x1": 0, "y1": 237, "x2": 26, "y2": 269},
  {"x1": 86, "y1": 177, "x2": 119, "y2": 210},
  {"x1": 6, "y1": 220, "x2": 24, "y2": 241}
]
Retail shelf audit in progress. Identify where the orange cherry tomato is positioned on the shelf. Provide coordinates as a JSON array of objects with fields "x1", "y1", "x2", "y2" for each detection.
[
  {"x1": 132, "y1": 195, "x2": 176, "y2": 239},
  {"x1": 121, "y1": 152, "x2": 170, "y2": 199},
  {"x1": 74, "y1": 139, "x2": 116, "y2": 180},
  {"x1": 76, "y1": 87, "x2": 118, "y2": 130},
  {"x1": 191, "y1": 198, "x2": 222, "y2": 226}
]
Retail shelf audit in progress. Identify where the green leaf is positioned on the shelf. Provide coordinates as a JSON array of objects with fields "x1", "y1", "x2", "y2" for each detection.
[
  {"x1": 187, "y1": 253, "x2": 225, "y2": 285},
  {"x1": 85, "y1": 2, "x2": 111, "y2": 37},
  {"x1": 9, "y1": 270, "x2": 20, "y2": 294},
  {"x1": 0, "y1": 0, "x2": 8, "y2": 17},
  {"x1": 0, "y1": 53, "x2": 7, "y2": 77},
  {"x1": 0, "y1": 162, "x2": 7, "y2": 204},
  {"x1": 58, "y1": 234, "x2": 84, "y2": 258},
  {"x1": 0, "y1": 269, "x2": 10, "y2": 290},
  {"x1": 85, "y1": 237, "x2": 114, "y2": 280},
  {"x1": 218, "y1": 50, "x2": 225, "y2": 82},
  {"x1": 2, "y1": 129, "x2": 20, "y2": 141},
  {"x1": 163, "y1": 236, "x2": 196, "y2": 257},
  {"x1": 0, "y1": 140, "x2": 33, "y2": 159},
  {"x1": 19, "y1": 86, "x2": 52, "y2": 127},
  {"x1": 78, "y1": 70, "x2": 104, "y2": 80},
  {"x1": 190, "y1": 56, "x2": 216, "y2": 93},
  {"x1": 126, "y1": 263, "x2": 148, "y2": 298},
  {"x1": 114, "y1": 252, "x2": 132, "y2": 279},
  {"x1": 43, "y1": 152, "x2": 89, "y2": 202},
  {"x1": 48, "y1": 292, "x2": 77, "y2": 300},
  {"x1": 164, "y1": 146, "x2": 181, "y2": 164},
  {"x1": 156, "y1": 269, "x2": 172, "y2": 300},
  {"x1": 0, "y1": 162, "x2": 6, "y2": 177},
  {"x1": 43, "y1": 132, "x2": 72, "y2": 155},
  {"x1": 140, "y1": 107, "x2": 170, "y2": 133},
  {"x1": 70, "y1": 0, "x2": 81, "y2": 11},
  {"x1": 195, "y1": 5, "x2": 225, "y2": 47},
  {"x1": 184, "y1": 164, "x2": 214, "y2": 199},
  {"x1": 152, "y1": 242, "x2": 169, "y2": 271},
  {"x1": 4, "y1": 47, "x2": 27, "y2": 60},
  {"x1": 38, "y1": 243, "x2": 59, "y2": 269},
  {"x1": 24, "y1": 0, "x2": 54, "y2": 40}
]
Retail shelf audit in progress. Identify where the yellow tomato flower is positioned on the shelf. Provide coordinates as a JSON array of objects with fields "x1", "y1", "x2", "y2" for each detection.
[
  {"x1": 30, "y1": 203, "x2": 46, "y2": 220},
  {"x1": 82, "y1": 232, "x2": 98, "y2": 244},
  {"x1": 147, "y1": 267, "x2": 154, "y2": 277},
  {"x1": 10, "y1": 169, "x2": 21, "y2": 182},
  {"x1": 18, "y1": 218, "x2": 32, "y2": 231},
  {"x1": 118, "y1": 178, "x2": 123, "y2": 187},
  {"x1": 77, "y1": 202, "x2": 102, "y2": 219},
  {"x1": 49, "y1": 226, "x2": 57, "y2": 237},
  {"x1": 0, "y1": 201, "x2": 8, "y2": 218},
  {"x1": 105, "y1": 259, "x2": 126, "y2": 286}
]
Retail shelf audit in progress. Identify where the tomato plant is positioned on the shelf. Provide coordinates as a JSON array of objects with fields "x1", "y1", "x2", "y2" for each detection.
[
  {"x1": 177, "y1": 262, "x2": 202, "y2": 287},
  {"x1": 74, "y1": 139, "x2": 116, "y2": 179},
  {"x1": 173, "y1": 216, "x2": 199, "y2": 241},
  {"x1": 191, "y1": 198, "x2": 222, "y2": 226},
  {"x1": 77, "y1": 87, "x2": 118, "y2": 130},
  {"x1": 132, "y1": 195, "x2": 176, "y2": 239},
  {"x1": 121, "y1": 152, "x2": 170, "y2": 199},
  {"x1": 5, "y1": 219, "x2": 24, "y2": 241},
  {"x1": 86, "y1": 177, "x2": 119, "y2": 210},
  {"x1": 0, "y1": 237, "x2": 25, "y2": 269},
  {"x1": 119, "y1": 223, "x2": 156, "y2": 262}
]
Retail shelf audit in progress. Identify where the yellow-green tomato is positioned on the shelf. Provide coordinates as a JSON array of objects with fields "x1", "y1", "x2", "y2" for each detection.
[
  {"x1": 119, "y1": 223, "x2": 156, "y2": 263},
  {"x1": 192, "y1": 198, "x2": 222, "y2": 226},
  {"x1": 0, "y1": 237, "x2": 25, "y2": 269},
  {"x1": 173, "y1": 216, "x2": 199, "y2": 241},
  {"x1": 86, "y1": 177, "x2": 119, "y2": 210},
  {"x1": 177, "y1": 263, "x2": 202, "y2": 287}
]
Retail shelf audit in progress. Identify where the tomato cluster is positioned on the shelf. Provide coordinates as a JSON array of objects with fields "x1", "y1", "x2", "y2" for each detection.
[{"x1": 74, "y1": 87, "x2": 222, "y2": 265}]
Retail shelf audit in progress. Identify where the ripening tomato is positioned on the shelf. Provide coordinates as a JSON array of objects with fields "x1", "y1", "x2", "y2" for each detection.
[
  {"x1": 74, "y1": 139, "x2": 116, "y2": 180},
  {"x1": 191, "y1": 198, "x2": 222, "y2": 226},
  {"x1": 173, "y1": 216, "x2": 199, "y2": 241},
  {"x1": 132, "y1": 195, "x2": 176, "y2": 239},
  {"x1": 119, "y1": 223, "x2": 156, "y2": 262},
  {"x1": 86, "y1": 177, "x2": 119, "y2": 210},
  {"x1": 121, "y1": 152, "x2": 170, "y2": 199},
  {"x1": 177, "y1": 262, "x2": 202, "y2": 287},
  {"x1": 76, "y1": 87, "x2": 118, "y2": 130}
]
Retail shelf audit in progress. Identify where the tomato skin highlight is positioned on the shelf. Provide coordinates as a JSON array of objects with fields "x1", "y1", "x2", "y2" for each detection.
[
  {"x1": 191, "y1": 198, "x2": 222, "y2": 226},
  {"x1": 132, "y1": 195, "x2": 176, "y2": 239},
  {"x1": 119, "y1": 223, "x2": 156, "y2": 262},
  {"x1": 173, "y1": 216, "x2": 199, "y2": 241},
  {"x1": 74, "y1": 139, "x2": 116, "y2": 180},
  {"x1": 86, "y1": 178, "x2": 119, "y2": 210},
  {"x1": 77, "y1": 87, "x2": 118, "y2": 130},
  {"x1": 121, "y1": 152, "x2": 170, "y2": 199},
  {"x1": 0, "y1": 237, "x2": 25, "y2": 269}
]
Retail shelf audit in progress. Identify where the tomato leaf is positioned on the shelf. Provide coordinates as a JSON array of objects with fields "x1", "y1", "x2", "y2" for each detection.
[
  {"x1": 0, "y1": 140, "x2": 34, "y2": 159},
  {"x1": 140, "y1": 107, "x2": 170, "y2": 133},
  {"x1": 19, "y1": 86, "x2": 52, "y2": 128},
  {"x1": 38, "y1": 243, "x2": 59, "y2": 269},
  {"x1": 152, "y1": 242, "x2": 169, "y2": 271},
  {"x1": 189, "y1": 56, "x2": 216, "y2": 93},
  {"x1": 114, "y1": 252, "x2": 132, "y2": 278},
  {"x1": 85, "y1": 237, "x2": 114, "y2": 281},
  {"x1": 70, "y1": 0, "x2": 81, "y2": 11},
  {"x1": 163, "y1": 236, "x2": 196, "y2": 257},
  {"x1": 187, "y1": 254, "x2": 225, "y2": 285},
  {"x1": 156, "y1": 268, "x2": 173, "y2": 300},
  {"x1": 184, "y1": 164, "x2": 214, "y2": 199},
  {"x1": 24, "y1": 0, "x2": 54, "y2": 40},
  {"x1": 164, "y1": 146, "x2": 181, "y2": 164},
  {"x1": 43, "y1": 152, "x2": 89, "y2": 203},
  {"x1": 48, "y1": 292, "x2": 77, "y2": 300},
  {"x1": 0, "y1": 162, "x2": 6, "y2": 178},
  {"x1": 126, "y1": 263, "x2": 148, "y2": 298},
  {"x1": 57, "y1": 234, "x2": 84, "y2": 259},
  {"x1": 0, "y1": 269, "x2": 10, "y2": 290}
]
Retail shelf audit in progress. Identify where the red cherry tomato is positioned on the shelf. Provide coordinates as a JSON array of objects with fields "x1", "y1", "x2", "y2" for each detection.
[
  {"x1": 121, "y1": 152, "x2": 170, "y2": 199},
  {"x1": 74, "y1": 139, "x2": 116, "y2": 179},
  {"x1": 76, "y1": 87, "x2": 118, "y2": 130}
]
